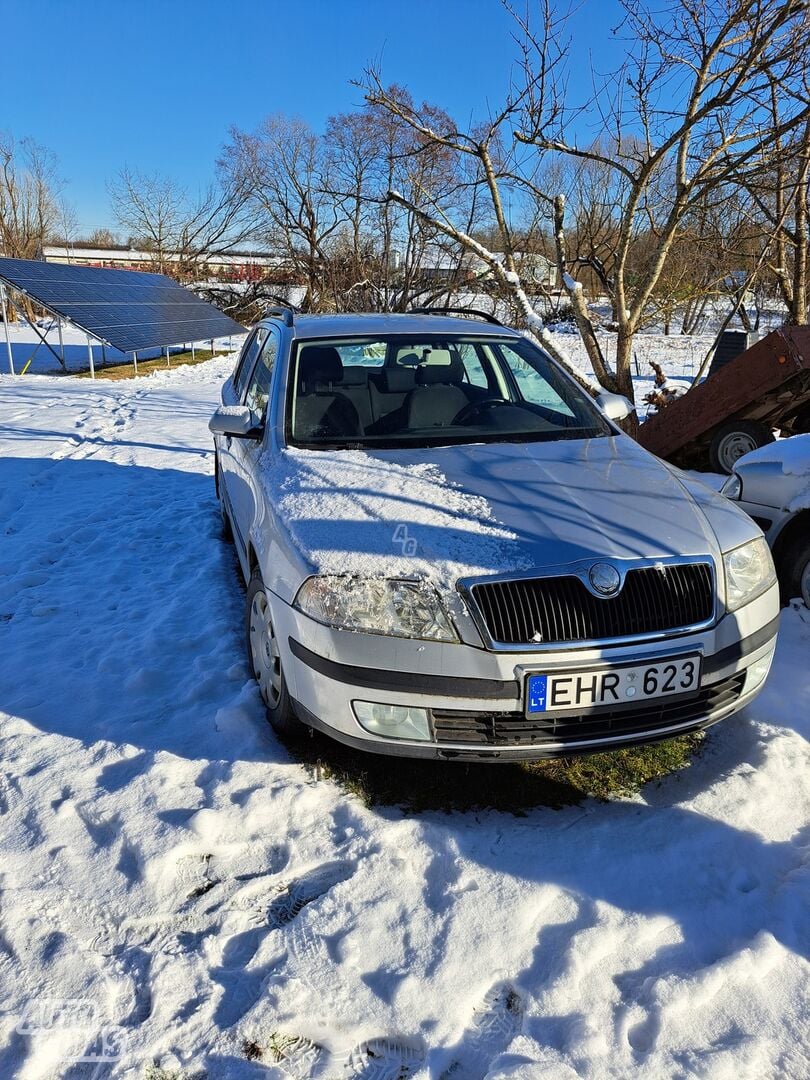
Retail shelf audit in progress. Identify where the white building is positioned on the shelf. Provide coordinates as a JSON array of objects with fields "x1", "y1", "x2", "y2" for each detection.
[{"x1": 41, "y1": 245, "x2": 281, "y2": 281}]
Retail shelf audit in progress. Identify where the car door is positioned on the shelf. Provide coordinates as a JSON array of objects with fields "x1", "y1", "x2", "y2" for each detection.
[
  {"x1": 218, "y1": 327, "x2": 268, "y2": 530},
  {"x1": 228, "y1": 327, "x2": 280, "y2": 559}
]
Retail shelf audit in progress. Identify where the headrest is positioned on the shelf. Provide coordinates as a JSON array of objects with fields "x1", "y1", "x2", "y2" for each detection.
[
  {"x1": 378, "y1": 367, "x2": 417, "y2": 394},
  {"x1": 338, "y1": 366, "x2": 370, "y2": 387},
  {"x1": 298, "y1": 346, "x2": 342, "y2": 391},
  {"x1": 415, "y1": 350, "x2": 464, "y2": 386}
]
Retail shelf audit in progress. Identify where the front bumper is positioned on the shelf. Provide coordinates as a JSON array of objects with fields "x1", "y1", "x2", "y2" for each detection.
[{"x1": 273, "y1": 584, "x2": 780, "y2": 761}]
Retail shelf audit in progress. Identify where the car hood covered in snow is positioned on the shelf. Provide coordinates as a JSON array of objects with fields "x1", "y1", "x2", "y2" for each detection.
[{"x1": 263, "y1": 434, "x2": 757, "y2": 595}]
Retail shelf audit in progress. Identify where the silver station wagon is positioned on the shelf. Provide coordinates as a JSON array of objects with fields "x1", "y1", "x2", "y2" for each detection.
[{"x1": 210, "y1": 309, "x2": 779, "y2": 761}]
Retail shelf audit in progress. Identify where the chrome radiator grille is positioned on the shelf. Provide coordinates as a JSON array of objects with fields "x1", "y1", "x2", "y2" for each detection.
[{"x1": 470, "y1": 562, "x2": 714, "y2": 646}]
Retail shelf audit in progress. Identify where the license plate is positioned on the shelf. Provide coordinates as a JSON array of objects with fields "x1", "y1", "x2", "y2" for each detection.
[{"x1": 525, "y1": 655, "x2": 701, "y2": 716}]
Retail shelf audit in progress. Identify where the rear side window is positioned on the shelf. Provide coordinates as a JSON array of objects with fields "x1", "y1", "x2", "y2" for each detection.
[
  {"x1": 335, "y1": 341, "x2": 386, "y2": 367},
  {"x1": 233, "y1": 328, "x2": 268, "y2": 398}
]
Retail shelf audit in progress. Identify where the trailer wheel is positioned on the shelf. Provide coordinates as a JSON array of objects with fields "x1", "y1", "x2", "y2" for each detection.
[{"x1": 709, "y1": 420, "x2": 774, "y2": 474}]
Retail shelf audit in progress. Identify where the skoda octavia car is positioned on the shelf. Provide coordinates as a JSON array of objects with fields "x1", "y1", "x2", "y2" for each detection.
[{"x1": 210, "y1": 310, "x2": 779, "y2": 760}]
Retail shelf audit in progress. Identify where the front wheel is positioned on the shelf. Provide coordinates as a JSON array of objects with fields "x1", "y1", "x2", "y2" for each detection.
[
  {"x1": 245, "y1": 569, "x2": 301, "y2": 736},
  {"x1": 780, "y1": 535, "x2": 810, "y2": 608},
  {"x1": 708, "y1": 420, "x2": 773, "y2": 474}
]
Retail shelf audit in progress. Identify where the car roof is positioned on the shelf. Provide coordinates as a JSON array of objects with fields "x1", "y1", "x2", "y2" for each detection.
[{"x1": 263, "y1": 312, "x2": 522, "y2": 340}]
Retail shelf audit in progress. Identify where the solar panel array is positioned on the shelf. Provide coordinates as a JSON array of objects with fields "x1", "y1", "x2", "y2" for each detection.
[{"x1": 0, "y1": 257, "x2": 245, "y2": 353}]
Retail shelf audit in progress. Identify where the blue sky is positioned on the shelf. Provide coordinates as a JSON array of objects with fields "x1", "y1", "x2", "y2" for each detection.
[{"x1": 6, "y1": 0, "x2": 625, "y2": 233}]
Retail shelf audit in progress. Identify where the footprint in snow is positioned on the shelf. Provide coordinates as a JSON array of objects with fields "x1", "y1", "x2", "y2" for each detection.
[
  {"x1": 0, "y1": 772, "x2": 22, "y2": 815},
  {"x1": 115, "y1": 946, "x2": 153, "y2": 1026},
  {"x1": 265, "y1": 861, "x2": 354, "y2": 930},
  {"x1": 344, "y1": 1037, "x2": 426, "y2": 1080},
  {"x1": 438, "y1": 981, "x2": 524, "y2": 1080}
]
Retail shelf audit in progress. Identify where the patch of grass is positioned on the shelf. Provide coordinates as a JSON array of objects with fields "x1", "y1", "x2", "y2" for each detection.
[
  {"x1": 144, "y1": 1066, "x2": 184, "y2": 1080},
  {"x1": 242, "y1": 1039, "x2": 264, "y2": 1062},
  {"x1": 75, "y1": 348, "x2": 226, "y2": 380},
  {"x1": 531, "y1": 733, "x2": 705, "y2": 800},
  {"x1": 291, "y1": 729, "x2": 704, "y2": 813},
  {"x1": 247, "y1": 1032, "x2": 323, "y2": 1070}
]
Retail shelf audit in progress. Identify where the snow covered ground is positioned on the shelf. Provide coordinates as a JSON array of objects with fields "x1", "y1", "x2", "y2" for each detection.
[{"x1": 0, "y1": 356, "x2": 808, "y2": 1079}]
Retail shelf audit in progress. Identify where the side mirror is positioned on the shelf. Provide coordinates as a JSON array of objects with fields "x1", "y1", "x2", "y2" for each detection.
[
  {"x1": 208, "y1": 405, "x2": 263, "y2": 439},
  {"x1": 596, "y1": 391, "x2": 635, "y2": 422}
]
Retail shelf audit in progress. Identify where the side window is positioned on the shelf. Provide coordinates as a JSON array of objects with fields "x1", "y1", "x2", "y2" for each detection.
[
  {"x1": 496, "y1": 345, "x2": 576, "y2": 419},
  {"x1": 243, "y1": 332, "x2": 279, "y2": 423},
  {"x1": 234, "y1": 328, "x2": 268, "y2": 398}
]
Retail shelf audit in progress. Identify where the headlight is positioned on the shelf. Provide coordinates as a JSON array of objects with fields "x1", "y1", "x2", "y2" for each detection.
[
  {"x1": 294, "y1": 576, "x2": 458, "y2": 642},
  {"x1": 721, "y1": 473, "x2": 742, "y2": 500},
  {"x1": 723, "y1": 536, "x2": 776, "y2": 611}
]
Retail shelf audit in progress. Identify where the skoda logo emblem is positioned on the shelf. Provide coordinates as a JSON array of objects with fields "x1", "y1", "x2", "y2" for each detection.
[{"x1": 589, "y1": 562, "x2": 621, "y2": 597}]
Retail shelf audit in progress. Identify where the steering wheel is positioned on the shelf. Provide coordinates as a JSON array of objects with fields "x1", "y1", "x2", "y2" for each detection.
[{"x1": 452, "y1": 398, "x2": 514, "y2": 425}]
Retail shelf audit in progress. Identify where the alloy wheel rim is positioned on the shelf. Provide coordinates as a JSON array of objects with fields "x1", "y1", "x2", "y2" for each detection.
[{"x1": 249, "y1": 590, "x2": 282, "y2": 708}]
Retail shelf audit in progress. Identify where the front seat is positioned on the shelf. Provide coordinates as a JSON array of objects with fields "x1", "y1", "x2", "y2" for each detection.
[
  {"x1": 404, "y1": 350, "x2": 470, "y2": 429},
  {"x1": 295, "y1": 346, "x2": 361, "y2": 440}
]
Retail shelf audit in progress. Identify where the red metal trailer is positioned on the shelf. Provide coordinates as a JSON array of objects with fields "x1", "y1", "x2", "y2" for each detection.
[{"x1": 637, "y1": 326, "x2": 810, "y2": 473}]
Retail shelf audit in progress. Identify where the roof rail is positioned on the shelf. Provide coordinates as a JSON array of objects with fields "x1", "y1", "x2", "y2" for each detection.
[
  {"x1": 264, "y1": 297, "x2": 300, "y2": 327},
  {"x1": 409, "y1": 305, "x2": 503, "y2": 326}
]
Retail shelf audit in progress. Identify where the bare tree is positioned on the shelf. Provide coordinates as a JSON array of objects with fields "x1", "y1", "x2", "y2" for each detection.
[
  {"x1": 363, "y1": 1, "x2": 810, "y2": 415},
  {"x1": 0, "y1": 134, "x2": 64, "y2": 260},
  {"x1": 221, "y1": 115, "x2": 341, "y2": 310},
  {"x1": 85, "y1": 226, "x2": 120, "y2": 247},
  {"x1": 362, "y1": 69, "x2": 600, "y2": 388},
  {"x1": 744, "y1": 74, "x2": 810, "y2": 324},
  {"x1": 108, "y1": 166, "x2": 252, "y2": 278},
  {"x1": 223, "y1": 98, "x2": 479, "y2": 313},
  {"x1": 51, "y1": 198, "x2": 79, "y2": 249},
  {"x1": 515, "y1": 0, "x2": 810, "y2": 404}
]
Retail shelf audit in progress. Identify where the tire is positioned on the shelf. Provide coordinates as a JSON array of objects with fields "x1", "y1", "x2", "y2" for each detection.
[
  {"x1": 245, "y1": 568, "x2": 301, "y2": 736},
  {"x1": 780, "y1": 534, "x2": 810, "y2": 608},
  {"x1": 215, "y1": 457, "x2": 233, "y2": 542},
  {"x1": 708, "y1": 420, "x2": 774, "y2": 474}
]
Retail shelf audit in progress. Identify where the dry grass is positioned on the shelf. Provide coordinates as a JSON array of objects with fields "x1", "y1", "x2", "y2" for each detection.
[
  {"x1": 288, "y1": 727, "x2": 705, "y2": 813},
  {"x1": 75, "y1": 349, "x2": 226, "y2": 381}
]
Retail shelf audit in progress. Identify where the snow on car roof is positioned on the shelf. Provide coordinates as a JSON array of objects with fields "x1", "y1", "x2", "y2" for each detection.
[{"x1": 284, "y1": 312, "x2": 522, "y2": 340}]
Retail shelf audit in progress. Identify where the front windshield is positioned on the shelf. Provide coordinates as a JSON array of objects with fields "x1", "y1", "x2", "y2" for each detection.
[{"x1": 287, "y1": 334, "x2": 611, "y2": 450}]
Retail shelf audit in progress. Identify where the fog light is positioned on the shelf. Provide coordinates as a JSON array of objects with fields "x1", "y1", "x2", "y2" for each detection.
[
  {"x1": 353, "y1": 701, "x2": 431, "y2": 741},
  {"x1": 746, "y1": 645, "x2": 776, "y2": 692}
]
